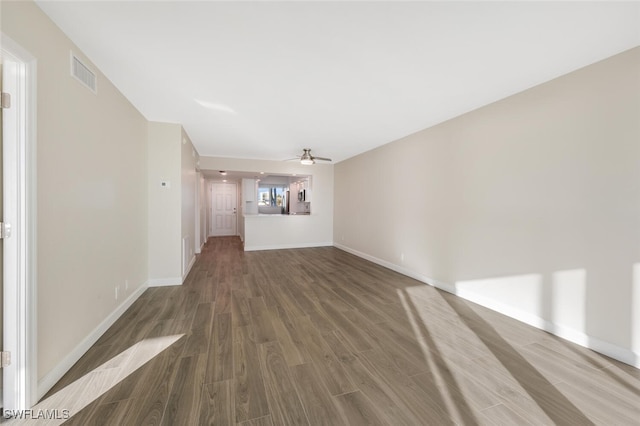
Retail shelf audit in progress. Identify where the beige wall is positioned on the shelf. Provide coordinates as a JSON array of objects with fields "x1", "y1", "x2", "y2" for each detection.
[
  {"x1": 147, "y1": 122, "x2": 200, "y2": 284},
  {"x1": 147, "y1": 122, "x2": 182, "y2": 284},
  {"x1": 2, "y1": 1, "x2": 149, "y2": 380},
  {"x1": 198, "y1": 173, "x2": 207, "y2": 249},
  {"x1": 335, "y1": 47, "x2": 640, "y2": 364},
  {"x1": 180, "y1": 128, "x2": 199, "y2": 275}
]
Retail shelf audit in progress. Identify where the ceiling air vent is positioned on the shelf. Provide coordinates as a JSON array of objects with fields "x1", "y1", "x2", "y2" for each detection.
[{"x1": 70, "y1": 52, "x2": 97, "y2": 94}]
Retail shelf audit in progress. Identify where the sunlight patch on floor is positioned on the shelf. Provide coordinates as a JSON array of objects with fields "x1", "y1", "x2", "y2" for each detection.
[
  {"x1": 396, "y1": 289, "x2": 468, "y2": 423},
  {"x1": 4, "y1": 334, "x2": 184, "y2": 426}
]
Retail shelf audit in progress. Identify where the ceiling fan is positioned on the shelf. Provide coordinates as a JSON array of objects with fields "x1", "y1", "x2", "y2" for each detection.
[{"x1": 287, "y1": 148, "x2": 332, "y2": 165}]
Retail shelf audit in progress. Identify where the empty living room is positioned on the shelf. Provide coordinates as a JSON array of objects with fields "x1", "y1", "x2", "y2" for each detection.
[{"x1": 1, "y1": 1, "x2": 639, "y2": 425}]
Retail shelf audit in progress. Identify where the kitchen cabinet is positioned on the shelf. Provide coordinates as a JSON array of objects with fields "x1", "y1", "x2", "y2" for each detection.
[
  {"x1": 243, "y1": 178, "x2": 256, "y2": 202},
  {"x1": 242, "y1": 178, "x2": 258, "y2": 215}
]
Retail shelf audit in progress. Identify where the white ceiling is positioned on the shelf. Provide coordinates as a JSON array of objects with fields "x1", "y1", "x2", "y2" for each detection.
[{"x1": 36, "y1": 1, "x2": 640, "y2": 163}]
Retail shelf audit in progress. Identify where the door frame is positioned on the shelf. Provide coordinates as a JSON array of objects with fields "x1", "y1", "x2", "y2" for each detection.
[
  {"x1": 210, "y1": 182, "x2": 237, "y2": 237},
  {"x1": 194, "y1": 170, "x2": 201, "y2": 254},
  {"x1": 2, "y1": 33, "x2": 38, "y2": 410}
]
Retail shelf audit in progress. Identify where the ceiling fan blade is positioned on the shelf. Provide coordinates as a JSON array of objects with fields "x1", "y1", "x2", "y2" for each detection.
[{"x1": 312, "y1": 156, "x2": 332, "y2": 162}]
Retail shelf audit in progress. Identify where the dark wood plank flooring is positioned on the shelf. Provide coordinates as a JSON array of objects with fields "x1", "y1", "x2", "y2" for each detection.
[{"x1": 37, "y1": 237, "x2": 640, "y2": 425}]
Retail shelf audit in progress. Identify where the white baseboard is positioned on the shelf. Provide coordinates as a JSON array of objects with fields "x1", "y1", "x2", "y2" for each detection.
[
  {"x1": 182, "y1": 255, "x2": 196, "y2": 282},
  {"x1": 333, "y1": 243, "x2": 640, "y2": 369},
  {"x1": 148, "y1": 277, "x2": 182, "y2": 287},
  {"x1": 457, "y1": 287, "x2": 640, "y2": 368},
  {"x1": 37, "y1": 282, "x2": 148, "y2": 399},
  {"x1": 195, "y1": 241, "x2": 205, "y2": 254},
  {"x1": 244, "y1": 241, "x2": 333, "y2": 252},
  {"x1": 150, "y1": 256, "x2": 196, "y2": 287},
  {"x1": 333, "y1": 243, "x2": 456, "y2": 293}
]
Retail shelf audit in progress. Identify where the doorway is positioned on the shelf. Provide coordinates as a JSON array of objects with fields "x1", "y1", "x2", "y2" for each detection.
[
  {"x1": 1, "y1": 47, "x2": 4, "y2": 410},
  {"x1": 210, "y1": 182, "x2": 237, "y2": 237},
  {"x1": 1, "y1": 34, "x2": 37, "y2": 411}
]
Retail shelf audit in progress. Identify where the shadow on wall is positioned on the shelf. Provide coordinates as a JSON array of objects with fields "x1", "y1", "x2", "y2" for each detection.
[{"x1": 451, "y1": 260, "x2": 639, "y2": 367}]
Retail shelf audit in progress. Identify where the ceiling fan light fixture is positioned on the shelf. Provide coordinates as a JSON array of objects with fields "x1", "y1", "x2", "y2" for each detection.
[
  {"x1": 300, "y1": 148, "x2": 315, "y2": 165},
  {"x1": 289, "y1": 148, "x2": 330, "y2": 165}
]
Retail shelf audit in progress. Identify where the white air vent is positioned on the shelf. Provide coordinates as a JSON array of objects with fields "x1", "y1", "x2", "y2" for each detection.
[{"x1": 70, "y1": 52, "x2": 97, "y2": 94}]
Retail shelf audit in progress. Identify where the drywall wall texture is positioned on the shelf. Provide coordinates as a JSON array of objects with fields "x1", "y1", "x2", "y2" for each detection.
[
  {"x1": 334, "y1": 47, "x2": 640, "y2": 365},
  {"x1": 199, "y1": 173, "x2": 207, "y2": 249},
  {"x1": 2, "y1": 2, "x2": 149, "y2": 380},
  {"x1": 180, "y1": 128, "x2": 199, "y2": 278},
  {"x1": 199, "y1": 156, "x2": 334, "y2": 250},
  {"x1": 148, "y1": 123, "x2": 200, "y2": 284},
  {"x1": 148, "y1": 122, "x2": 182, "y2": 284}
]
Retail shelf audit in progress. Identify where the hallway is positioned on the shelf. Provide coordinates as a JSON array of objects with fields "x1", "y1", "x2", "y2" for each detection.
[{"x1": 34, "y1": 237, "x2": 640, "y2": 425}]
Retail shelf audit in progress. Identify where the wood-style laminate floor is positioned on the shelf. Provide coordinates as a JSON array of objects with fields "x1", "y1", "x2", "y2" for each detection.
[{"x1": 39, "y1": 237, "x2": 640, "y2": 425}]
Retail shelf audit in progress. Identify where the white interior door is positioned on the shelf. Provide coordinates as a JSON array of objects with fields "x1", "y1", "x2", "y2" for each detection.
[{"x1": 211, "y1": 183, "x2": 237, "y2": 236}]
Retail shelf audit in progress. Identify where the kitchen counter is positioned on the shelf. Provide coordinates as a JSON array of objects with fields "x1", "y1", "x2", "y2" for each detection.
[{"x1": 241, "y1": 213, "x2": 330, "y2": 251}]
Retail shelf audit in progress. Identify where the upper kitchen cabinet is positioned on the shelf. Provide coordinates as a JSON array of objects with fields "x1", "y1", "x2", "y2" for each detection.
[{"x1": 242, "y1": 178, "x2": 257, "y2": 202}]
